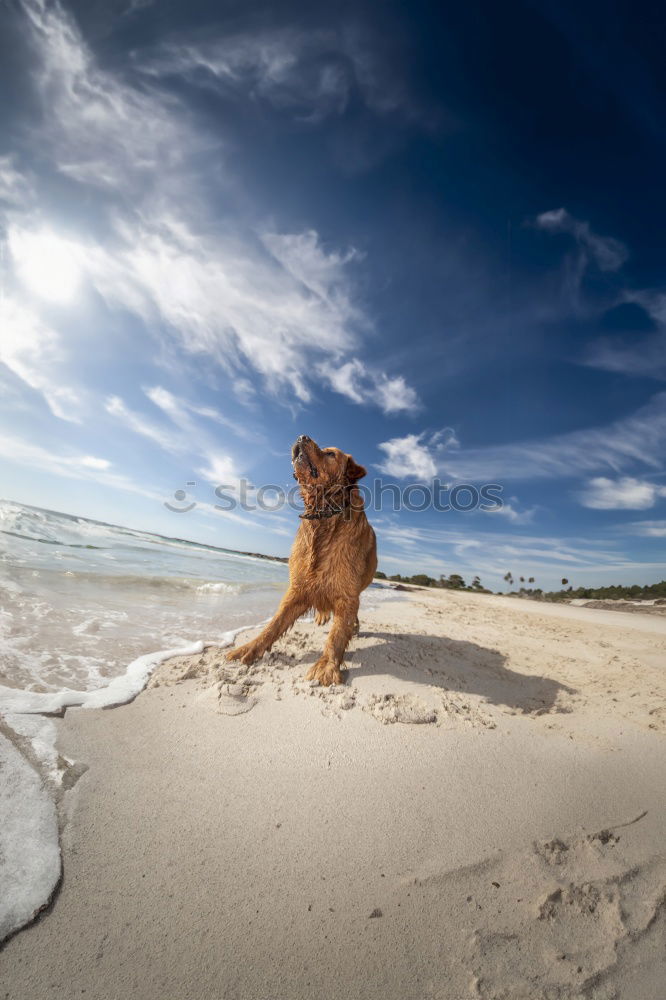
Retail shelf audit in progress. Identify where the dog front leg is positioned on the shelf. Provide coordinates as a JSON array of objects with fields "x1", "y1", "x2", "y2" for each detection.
[
  {"x1": 226, "y1": 591, "x2": 309, "y2": 666},
  {"x1": 305, "y1": 597, "x2": 359, "y2": 686}
]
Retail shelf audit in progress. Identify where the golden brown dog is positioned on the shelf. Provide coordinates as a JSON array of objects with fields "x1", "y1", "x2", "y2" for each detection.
[{"x1": 226, "y1": 434, "x2": 377, "y2": 686}]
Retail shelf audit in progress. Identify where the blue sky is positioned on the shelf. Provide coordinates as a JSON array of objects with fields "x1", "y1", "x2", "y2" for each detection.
[{"x1": 1, "y1": 0, "x2": 665, "y2": 591}]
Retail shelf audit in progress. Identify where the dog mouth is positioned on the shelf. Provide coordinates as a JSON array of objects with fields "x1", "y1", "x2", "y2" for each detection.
[{"x1": 292, "y1": 437, "x2": 319, "y2": 479}]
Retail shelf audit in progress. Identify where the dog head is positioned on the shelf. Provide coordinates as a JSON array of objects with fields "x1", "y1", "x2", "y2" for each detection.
[{"x1": 291, "y1": 435, "x2": 366, "y2": 488}]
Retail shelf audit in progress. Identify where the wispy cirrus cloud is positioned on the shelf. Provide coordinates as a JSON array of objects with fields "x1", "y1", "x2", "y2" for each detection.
[
  {"x1": 578, "y1": 476, "x2": 666, "y2": 510},
  {"x1": 137, "y1": 25, "x2": 422, "y2": 126},
  {"x1": 0, "y1": 156, "x2": 33, "y2": 205},
  {"x1": 0, "y1": 299, "x2": 82, "y2": 422},
  {"x1": 374, "y1": 518, "x2": 666, "y2": 590},
  {"x1": 530, "y1": 211, "x2": 666, "y2": 384},
  {"x1": 81, "y1": 219, "x2": 367, "y2": 404},
  {"x1": 483, "y1": 500, "x2": 536, "y2": 524},
  {"x1": 144, "y1": 386, "x2": 264, "y2": 444},
  {"x1": 534, "y1": 207, "x2": 628, "y2": 311},
  {"x1": 21, "y1": 0, "x2": 203, "y2": 193},
  {"x1": 0, "y1": 428, "x2": 292, "y2": 537},
  {"x1": 535, "y1": 208, "x2": 628, "y2": 272},
  {"x1": 105, "y1": 396, "x2": 183, "y2": 454},
  {"x1": 584, "y1": 291, "x2": 666, "y2": 381},
  {"x1": 378, "y1": 393, "x2": 666, "y2": 483},
  {"x1": 626, "y1": 520, "x2": 666, "y2": 538},
  {"x1": 105, "y1": 394, "x2": 243, "y2": 488},
  {"x1": 2, "y1": 0, "x2": 418, "y2": 420},
  {"x1": 0, "y1": 429, "x2": 159, "y2": 501}
]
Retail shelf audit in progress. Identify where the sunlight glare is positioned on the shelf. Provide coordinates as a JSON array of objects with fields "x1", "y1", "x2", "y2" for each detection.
[{"x1": 9, "y1": 229, "x2": 82, "y2": 304}]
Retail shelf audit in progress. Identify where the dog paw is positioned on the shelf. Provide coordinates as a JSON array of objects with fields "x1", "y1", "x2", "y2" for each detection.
[
  {"x1": 305, "y1": 658, "x2": 344, "y2": 687},
  {"x1": 226, "y1": 642, "x2": 263, "y2": 666}
]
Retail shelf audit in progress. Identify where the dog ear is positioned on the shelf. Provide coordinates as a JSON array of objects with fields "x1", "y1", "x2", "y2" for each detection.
[{"x1": 346, "y1": 456, "x2": 367, "y2": 482}]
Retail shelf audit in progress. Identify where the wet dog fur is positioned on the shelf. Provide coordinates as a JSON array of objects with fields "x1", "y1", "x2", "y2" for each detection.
[{"x1": 226, "y1": 435, "x2": 377, "y2": 686}]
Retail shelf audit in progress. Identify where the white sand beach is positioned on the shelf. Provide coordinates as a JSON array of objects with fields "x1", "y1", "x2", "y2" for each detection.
[{"x1": 2, "y1": 588, "x2": 665, "y2": 1000}]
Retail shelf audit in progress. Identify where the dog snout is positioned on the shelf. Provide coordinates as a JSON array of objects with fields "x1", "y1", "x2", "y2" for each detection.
[{"x1": 292, "y1": 434, "x2": 311, "y2": 459}]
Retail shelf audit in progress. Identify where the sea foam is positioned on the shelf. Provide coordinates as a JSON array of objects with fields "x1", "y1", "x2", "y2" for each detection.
[{"x1": 0, "y1": 733, "x2": 61, "y2": 942}]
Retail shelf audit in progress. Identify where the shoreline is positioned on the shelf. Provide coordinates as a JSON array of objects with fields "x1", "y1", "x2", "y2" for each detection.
[{"x1": 2, "y1": 588, "x2": 665, "y2": 999}]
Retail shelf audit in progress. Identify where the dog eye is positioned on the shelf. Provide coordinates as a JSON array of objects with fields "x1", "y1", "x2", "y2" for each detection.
[{"x1": 324, "y1": 451, "x2": 335, "y2": 457}]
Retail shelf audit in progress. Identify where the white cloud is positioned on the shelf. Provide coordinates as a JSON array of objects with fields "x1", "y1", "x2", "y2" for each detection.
[
  {"x1": 376, "y1": 394, "x2": 666, "y2": 486},
  {"x1": 535, "y1": 208, "x2": 628, "y2": 273},
  {"x1": 139, "y1": 27, "x2": 417, "y2": 126},
  {"x1": 106, "y1": 392, "x2": 244, "y2": 488},
  {"x1": 377, "y1": 427, "x2": 459, "y2": 480},
  {"x1": 233, "y1": 379, "x2": 257, "y2": 406},
  {"x1": 583, "y1": 337, "x2": 666, "y2": 381},
  {"x1": 535, "y1": 208, "x2": 629, "y2": 314},
  {"x1": 105, "y1": 396, "x2": 182, "y2": 454},
  {"x1": 0, "y1": 157, "x2": 33, "y2": 206},
  {"x1": 584, "y1": 289, "x2": 666, "y2": 381},
  {"x1": 377, "y1": 433, "x2": 438, "y2": 480},
  {"x1": 626, "y1": 290, "x2": 666, "y2": 326},
  {"x1": 484, "y1": 501, "x2": 535, "y2": 524},
  {"x1": 4, "y1": 1, "x2": 417, "y2": 417},
  {"x1": 143, "y1": 386, "x2": 190, "y2": 424},
  {"x1": 0, "y1": 429, "x2": 160, "y2": 501},
  {"x1": 317, "y1": 359, "x2": 366, "y2": 404},
  {"x1": 578, "y1": 476, "x2": 666, "y2": 510},
  {"x1": 261, "y1": 230, "x2": 360, "y2": 303},
  {"x1": 145, "y1": 385, "x2": 253, "y2": 437},
  {"x1": 80, "y1": 220, "x2": 356, "y2": 403},
  {"x1": 318, "y1": 359, "x2": 419, "y2": 414},
  {"x1": 373, "y1": 518, "x2": 666, "y2": 592},
  {"x1": 429, "y1": 393, "x2": 666, "y2": 482},
  {"x1": 8, "y1": 227, "x2": 83, "y2": 303},
  {"x1": 197, "y1": 453, "x2": 239, "y2": 485},
  {"x1": 0, "y1": 299, "x2": 82, "y2": 421},
  {"x1": 79, "y1": 456, "x2": 111, "y2": 470},
  {"x1": 626, "y1": 520, "x2": 666, "y2": 537},
  {"x1": 372, "y1": 373, "x2": 420, "y2": 414},
  {"x1": 21, "y1": 0, "x2": 204, "y2": 193}
]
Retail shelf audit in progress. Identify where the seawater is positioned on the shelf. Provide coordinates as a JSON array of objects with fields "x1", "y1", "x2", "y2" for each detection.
[{"x1": 0, "y1": 499, "x2": 290, "y2": 695}]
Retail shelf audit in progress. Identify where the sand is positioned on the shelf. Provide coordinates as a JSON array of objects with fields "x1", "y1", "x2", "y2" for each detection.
[{"x1": 2, "y1": 588, "x2": 665, "y2": 999}]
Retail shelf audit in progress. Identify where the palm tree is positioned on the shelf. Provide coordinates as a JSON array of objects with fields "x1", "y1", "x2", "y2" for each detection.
[
  {"x1": 561, "y1": 578, "x2": 569, "y2": 587},
  {"x1": 528, "y1": 577, "x2": 535, "y2": 584}
]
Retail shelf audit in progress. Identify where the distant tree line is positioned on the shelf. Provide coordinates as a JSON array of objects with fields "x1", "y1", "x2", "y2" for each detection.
[
  {"x1": 375, "y1": 571, "x2": 491, "y2": 592},
  {"x1": 375, "y1": 569, "x2": 666, "y2": 602},
  {"x1": 533, "y1": 580, "x2": 666, "y2": 602}
]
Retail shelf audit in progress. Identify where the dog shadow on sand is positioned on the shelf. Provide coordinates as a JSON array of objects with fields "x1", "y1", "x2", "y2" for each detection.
[{"x1": 287, "y1": 629, "x2": 576, "y2": 715}]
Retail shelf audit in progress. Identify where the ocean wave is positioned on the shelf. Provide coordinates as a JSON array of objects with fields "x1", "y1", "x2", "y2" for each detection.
[
  {"x1": 57, "y1": 571, "x2": 282, "y2": 595},
  {"x1": 0, "y1": 501, "x2": 288, "y2": 567},
  {"x1": 1, "y1": 564, "x2": 282, "y2": 595},
  {"x1": 0, "y1": 529, "x2": 106, "y2": 550}
]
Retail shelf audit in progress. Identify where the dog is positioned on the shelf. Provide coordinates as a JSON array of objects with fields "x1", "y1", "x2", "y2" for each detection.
[{"x1": 226, "y1": 435, "x2": 377, "y2": 686}]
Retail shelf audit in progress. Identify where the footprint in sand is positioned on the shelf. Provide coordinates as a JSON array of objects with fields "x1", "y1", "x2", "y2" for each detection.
[
  {"x1": 363, "y1": 692, "x2": 438, "y2": 725},
  {"x1": 216, "y1": 681, "x2": 259, "y2": 716},
  {"x1": 467, "y1": 820, "x2": 666, "y2": 1000}
]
